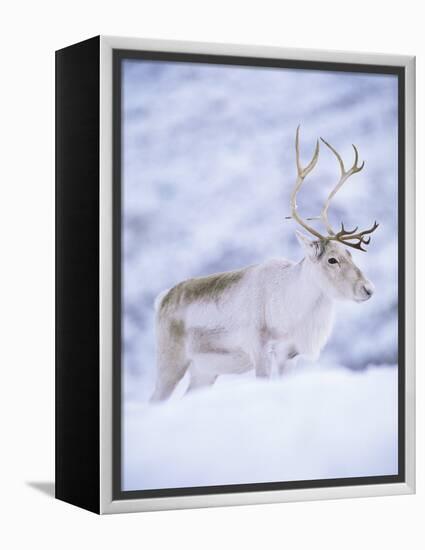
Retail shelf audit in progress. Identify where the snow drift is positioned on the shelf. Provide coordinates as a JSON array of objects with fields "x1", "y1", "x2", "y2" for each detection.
[{"x1": 123, "y1": 366, "x2": 398, "y2": 491}]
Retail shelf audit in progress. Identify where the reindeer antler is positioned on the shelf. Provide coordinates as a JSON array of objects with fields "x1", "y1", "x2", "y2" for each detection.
[
  {"x1": 288, "y1": 126, "x2": 326, "y2": 241},
  {"x1": 333, "y1": 220, "x2": 380, "y2": 252},
  {"x1": 287, "y1": 127, "x2": 379, "y2": 252},
  {"x1": 319, "y1": 137, "x2": 364, "y2": 236}
]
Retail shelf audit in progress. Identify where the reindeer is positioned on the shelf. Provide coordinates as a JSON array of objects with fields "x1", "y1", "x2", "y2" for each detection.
[{"x1": 150, "y1": 127, "x2": 379, "y2": 401}]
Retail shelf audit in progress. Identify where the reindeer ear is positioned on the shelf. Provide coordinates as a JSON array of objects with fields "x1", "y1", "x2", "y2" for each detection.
[{"x1": 295, "y1": 230, "x2": 320, "y2": 259}]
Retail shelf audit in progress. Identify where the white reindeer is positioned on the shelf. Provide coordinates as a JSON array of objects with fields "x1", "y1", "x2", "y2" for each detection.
[{"x1": 151, "y1": 127, "x2": 378, "y2": 401}]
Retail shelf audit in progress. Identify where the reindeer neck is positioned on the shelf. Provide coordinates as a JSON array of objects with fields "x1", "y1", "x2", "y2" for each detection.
[
  {"x1": 264, "y1": 257, "x2": 333, "y2": 328},
  {"x1": 285, "y1": 258, "x2": 333, "y2": 320},
  {"x1": 296, "y1": 257, "x2": 332, "y2": 311}
]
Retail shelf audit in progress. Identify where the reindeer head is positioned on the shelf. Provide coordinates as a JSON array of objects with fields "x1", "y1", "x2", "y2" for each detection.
[{"x1": 287, "y1": 127, "x2": 377, "y2": 303}]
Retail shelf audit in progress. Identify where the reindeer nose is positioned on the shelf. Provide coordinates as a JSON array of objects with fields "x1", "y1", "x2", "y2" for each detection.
[{"x1": 362, "y1": 283, "x2": 374, "y2": 299}]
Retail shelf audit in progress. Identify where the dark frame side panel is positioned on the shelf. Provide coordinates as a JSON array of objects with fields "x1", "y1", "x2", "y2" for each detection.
[
  {"x1": 112, "y1": 49, "x2": 406, "y2": 501},
  {"x1": 55, "y1": 36, "x2": 100, "y2": 513}
]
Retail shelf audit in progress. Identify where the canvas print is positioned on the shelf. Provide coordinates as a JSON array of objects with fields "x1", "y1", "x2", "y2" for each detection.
[{"x1": 118, "y1": 56, "x2": 400, "y2": 494}]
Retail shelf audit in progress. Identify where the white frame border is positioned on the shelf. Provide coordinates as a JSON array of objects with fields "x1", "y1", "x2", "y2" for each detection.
[{"x1": 99, "y1": 35, "x2": 415, "y2": 514}]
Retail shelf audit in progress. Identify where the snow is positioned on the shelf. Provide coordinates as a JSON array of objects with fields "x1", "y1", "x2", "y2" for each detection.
[{"x1": 123, "y1": 366, "x2": 398, "y2": 491}]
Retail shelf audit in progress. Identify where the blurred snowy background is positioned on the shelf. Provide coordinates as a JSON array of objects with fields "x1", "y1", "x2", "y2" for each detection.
[{"x1": 121, "y1": 59, "x2": 399, "y2": 490}]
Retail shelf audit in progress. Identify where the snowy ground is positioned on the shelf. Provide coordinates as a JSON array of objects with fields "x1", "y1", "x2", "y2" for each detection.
[{"x1": 123, "y1": 366, "x2": 398, "y2": 491}]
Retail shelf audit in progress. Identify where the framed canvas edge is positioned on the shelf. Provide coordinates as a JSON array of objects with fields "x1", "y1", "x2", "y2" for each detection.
[{"x1": 99, "y1": 35, "x2": 415, "y2": 515}]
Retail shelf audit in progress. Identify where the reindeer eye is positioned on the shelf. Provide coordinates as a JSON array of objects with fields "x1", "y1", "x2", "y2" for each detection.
[{"x1": 328, "y1": 257, "x2": 338, "y2": 264}]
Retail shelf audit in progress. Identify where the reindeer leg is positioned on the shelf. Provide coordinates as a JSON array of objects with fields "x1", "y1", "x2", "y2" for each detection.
[
  {"x1": 150, "y1": 364, "x2": 188, "y2": 402},
  {"x1": 254, "y1": 350, "x2": 272, "y2": 379},
  {"x1": 277, "y1": 346, "x2": 299, "y2": 376},
  {"x1": 186, "y1": 369, "x2": 218, "y2": 394}
]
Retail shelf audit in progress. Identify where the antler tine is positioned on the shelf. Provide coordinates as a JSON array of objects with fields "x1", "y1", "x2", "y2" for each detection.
[
  {"x1": 295, "y1": 125, "x2": 303, "y2": 176},
  {"x1": 290, "y1": 126, "x2": 325, "y2": 241},
  {"x1": 335, "y1": 222, "x2": 359, "y2": 236},
  {"x1": 338, "y1": 221, "x2": 379, "y2": 242},
  {"x1": 320, "y1": 137, "x2": 345, "y2": 175},
  {"x1": 321, "y1": 137, "x2": 365, "y2": 177},
  {"x1": 318, "y1": 137, "x2": 365, "y2": 236},
  {"x1": 296, "y1": 125, "x2": 320, "y2": 178},
  {"x1": 351, "y1": 144, "x2": 365, "y2": 173},
  {"x1": 333, "y1": 221, "x2": 379, "y2": 252}
]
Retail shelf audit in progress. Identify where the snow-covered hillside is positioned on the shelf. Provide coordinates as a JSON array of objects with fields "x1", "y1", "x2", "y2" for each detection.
[{"x1": 123, "y1": 366, "x2": 398, "y2": 491}]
